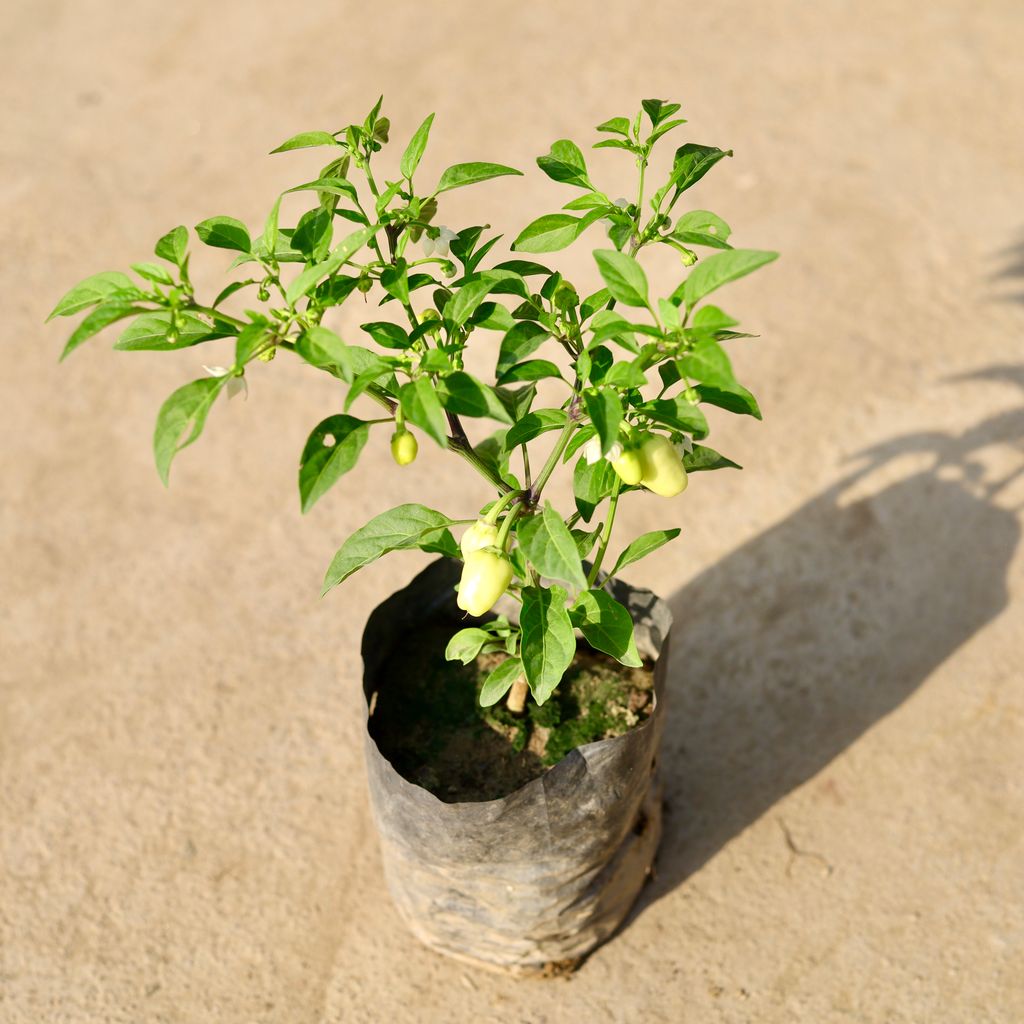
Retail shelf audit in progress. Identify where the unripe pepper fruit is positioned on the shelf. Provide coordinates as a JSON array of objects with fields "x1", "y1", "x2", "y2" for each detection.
[
  {"x1": 610, "y1": 447, "x2": 644, "y2": 486},
  {"x1": 639, "y1": 434, "x2": 688, "y2": 497},
  {"x1": 390, "y1": 429, "x2": 418, "y2": 466},
  {"x1": 460, "y1": 519, "x2": 499, "y2": 556},
  {"x1": 457, "y1": 548, "x2": 514, "y2": 617}
]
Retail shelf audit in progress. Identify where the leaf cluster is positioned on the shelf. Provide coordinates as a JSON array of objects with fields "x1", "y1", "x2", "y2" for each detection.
[{"x1": 50, "y1": 96, "x2": 777, "y2": 709}]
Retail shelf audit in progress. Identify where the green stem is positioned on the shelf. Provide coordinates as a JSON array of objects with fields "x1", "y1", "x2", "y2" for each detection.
[
  {"x1": 187, "y1": 304, "x2": 247, "y2": 329},
  {"x1": 449, "y1": 434, "x2": 512, "y2": 493},
  {"x1": 485, "y1": 488, "x2": 523, "y2": 524},
  {"x1": 530, "y1": 404, "x2": 579, "y2": 502},
  {"x1": 587, "y1": 477, "x2": 622, "y2": 587},
  {"x1": 495, "y1": 501, "x2": 523, "y2": 550}
]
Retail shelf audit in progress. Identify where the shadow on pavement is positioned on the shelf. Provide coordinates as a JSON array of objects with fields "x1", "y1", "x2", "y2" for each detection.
[{"x1": 638, "y1": 366, "x2": 1023, "y2": 907}]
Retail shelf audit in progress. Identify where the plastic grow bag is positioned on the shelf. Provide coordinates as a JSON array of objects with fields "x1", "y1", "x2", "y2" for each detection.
[{"x1": 360, "y1": 557, "x2": 672, "y2": 974}]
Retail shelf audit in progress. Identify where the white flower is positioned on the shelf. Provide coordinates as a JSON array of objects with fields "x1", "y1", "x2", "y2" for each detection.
[
  {"x1": 613, "y1": 197, "x2": 630, "y2": 210},
  {"x1": 584, "y1": 436, "x2": 623, "y2": 465},
  {"x1": 203, "y1": 364, "x2": 247, "y2": 400},
  {"x1": 674, "y1": 436, "x2": 693, "y2": 456},
  {"x1": 422, "y1": 225, "x2": 458, "y2": 257}
]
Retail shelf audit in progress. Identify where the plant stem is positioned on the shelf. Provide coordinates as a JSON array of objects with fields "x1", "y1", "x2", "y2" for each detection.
[
  {"x1": 448, "y1": 434, "x2": 512, "y2": 493},
  {"x1": 586, "y1": 477, "x2": 622, "y2": 587},
  {"x1": 187, "y1": 304, "x2": 247, "y2": 329},
  {"x1": 484, "y1": 487, "x2": 523, "y2": 524},
  {"x1": 495, "y1": 501, "x2": 524, "y2": 550},
  {"x1": 530, "y1": 411, "x2": 578, "y2": 503}
]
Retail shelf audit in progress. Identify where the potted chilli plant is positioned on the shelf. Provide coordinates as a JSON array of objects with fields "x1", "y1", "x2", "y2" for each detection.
[{"x1": 50, "y1": 98, "x2": 776, "y2": 974}]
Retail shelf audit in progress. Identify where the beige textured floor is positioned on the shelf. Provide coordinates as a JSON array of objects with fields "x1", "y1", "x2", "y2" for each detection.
[{"x1": 3, "y1": 2, "x2": 1023, "y2": 1021}]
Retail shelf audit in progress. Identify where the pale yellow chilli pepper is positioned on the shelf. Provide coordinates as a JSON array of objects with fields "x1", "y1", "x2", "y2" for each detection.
[
  {"x1": 457, "y1": 549, "x2": 514, "y2": 617},
  {"x1": 390, "y1": 428, "x2": 418, "y2": 466},
  {"x1": 460, "y1": 520, "x2": 500, "y2": 557},
  {"x1": 639, "y1": 434, "x2": 688, "y2": 497},
  {"x1": 610, "y1": 447, "x2": 644, "y2": 485}
]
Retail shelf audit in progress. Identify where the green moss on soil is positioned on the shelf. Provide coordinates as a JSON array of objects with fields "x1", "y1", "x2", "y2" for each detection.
[{"x1": 368, "y1": 619, "x2": 655, "y2": 802}]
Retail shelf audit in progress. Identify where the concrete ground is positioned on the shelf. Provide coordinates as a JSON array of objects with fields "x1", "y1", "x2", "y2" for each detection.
[{"x1": 3, "y1": 1, "x2": 1023, "y2": 1021}]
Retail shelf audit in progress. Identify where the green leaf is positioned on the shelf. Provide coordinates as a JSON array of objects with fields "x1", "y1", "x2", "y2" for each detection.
[
  {"x1": 678, "y1": 338, "x2": 739, "y2": 391},
  {"x1": 154, "y1": 226, "x2": 188, "y2": 266},
  {"x1": 493, "y1": 259, "x2": 556, "y2": 278},
  {"x1": 593, "y1": 250, "x2": 649, "y2": 307},
  {"x1": 298, "y1": 414, "x2": 369, "y2": 513},
  {"x1": 400, "y1": 112, "x2": 435, "y2": 180},
  {"x1": 504, "y1": 409, "x2": 567, "y2": 449},
  {"x1": 292, "y1": 207, "x2": 333, "y2": 259},
  {"x1": 682, "y1": 249, "x2": 779, "y2": 308},
  {"x1": 285, "y1": 225, "x2": 379, "y2": 304},
  {"x1": 435, "y1": 162, "x2": 522, "y2": 194},
  {"x1": 322, "y1": 504, "x2": 457, "y2": 594},
  {"x1": 671, "y1": 209, "x2": 732, "y2": 250},
  {"x1": 262, "y1": 194, "x2": 282, "y2": 256},
  {"x1": 59, "y1": 301, "x2": 143, "y2": 360},
  {"x1": 517, "y1": 503, "x2": 587, "y2": 590},
  {"x1": 479, "y1": 657, "x2": 524, "y2": 707},
  {"x1": 584, "y1": 389, "x2": 623, "y2": 456},
  {"x1": 610, "y1": 528, "x2": 681, "y2": 577},
  {"x1": 642, "y1": 98, "x2": 681, "y2": 125},
  {"x1": 285, "y1": 177, "x2": 359, "y2": 203},
  {"x1": 595, "y1": 116, "x2": 631, "y2": 136},
  {"x1": 536, "y1": 139, "x2": 592, "y2": 190},
  {"x1": 153, "y1": 377, "x2": 223, "y2": 485},
  {"x1": 571, "y1": 590, "x2": 642, "y2": 667},
  {"x1": 573, "y1": 456, "x2": 616, "y2": 522},
  {"x1": 114, "y1": 311, "x2": 224, "y2": 351},
  {"x1": 695, "y1": 383, "x2": 761, "y2": 419},
  {"x1": 270, "y1": 130, "x2": 340, "y2": 154},
  {"x1": 593, "y1": 138, "x2": 638, "y2": 153},
  {"x1": 296, "y1": 326, "x2": 351, "y2": 374},
  {"x1": 195, "y1": 216, "x2": 251, "y2": 253},
  {"x1": 563, "y1": 192, "x2": 612, "y2": 211},
  {"x1": 520, "y1": 585, "x2": 576, "y2": 704},
  {"x1": 343, "y1": 355, "x2": 394, "y2": 410},
  {"x1": 380, "y1": 260, "x2": 410, "y2": 306},
  {"x1": 640, "y1": 397, "x2": 709, "y2": 438},
  {"x1": 445, "y1": 627, "x2": 493, "y2": 665},
  {"x1": 360, "y1": 321, "x2": 410, "y2": 350},
  {"x1": 512, "y1": 209, "x2": 604, "y2": 253},
  {"x1": 48, "y1": 271, "x2": 136, "y2": 320},
  {"x1": 670, "y1": 144, "x2": 732, "y2": 199},
  {"x1": 648, "y1": 118, "x2": 687, "y2": 145},
  {"x1": 234, "y1": 321, "x2": 270, "y2": 364},
  {"x1": 571, "y1": 525, "x2": 602, "y2": 559},
  {"x1": 400, "y1": 378, "x2": 448, "y2": 446},
  {"x1": 684, "y1": 444, "x2": 742, "y2": 472},
  {"x1": 603, "y1": 361, "x2": 647, "y2": 389},
  {"x1": 130, "y1": 262, "x2": 175, "y2": 286},
  {"x1": 439, "y1": 371, "x2": 513, "y2": 423},
  {"x1": 446, "y1": 276, "x2": 496, "y2": 326},
  {"x1": 497, "y1": 321, "x2": 549, "y2": 374},
  {"x1": 496, "y1": 359, "x2": 563, "y2": 385},
  {"x1": 692, "y1": 305, "x2": 739, "y2": 330}
]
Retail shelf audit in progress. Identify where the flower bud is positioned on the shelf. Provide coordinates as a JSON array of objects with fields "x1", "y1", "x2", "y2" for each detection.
[
  {"x1": 457, "y1": 549, "x2": 514, "y2": 617},
  {"x1": 639, "y1": 434, "x2": 688, "y2": 497},
  {"x1": 610, "y1": 448, "x2": 644, "y2": 486},
  {"x1": 460, "y1": 519, "x2": 499, "y2": 557},
  {"x1": 552, "y1": 280, "x2": 579, "y2": 311},
  {"x1": 390, "y1": 429, "x2": 418, "y2": 466}
]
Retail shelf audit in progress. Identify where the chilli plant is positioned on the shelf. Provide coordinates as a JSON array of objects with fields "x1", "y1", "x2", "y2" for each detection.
[{"x1": 49, "y1": 97, "x2": 776, "y2": 713}]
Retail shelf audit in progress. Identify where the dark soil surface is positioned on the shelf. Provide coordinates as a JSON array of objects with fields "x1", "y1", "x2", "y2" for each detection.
[{"x1": 367, "y1": 619, "x2": 655, "y2": 802}]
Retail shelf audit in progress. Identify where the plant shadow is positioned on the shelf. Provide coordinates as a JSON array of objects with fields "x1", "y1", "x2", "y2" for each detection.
[
  {"x1": 636, "y1": 367, "x2": 1024, "y2": 909},
  {"x1": 993, "y1": 232, "x2": 1024, "y2": 305}
]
